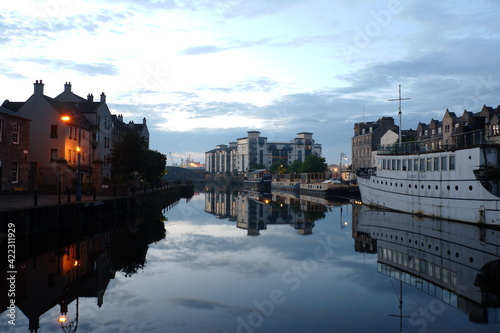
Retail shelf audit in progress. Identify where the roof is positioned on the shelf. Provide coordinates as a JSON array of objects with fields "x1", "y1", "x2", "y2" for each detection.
[
  {"x1": 1, "y1": 100, "x2": 25, "y2": 112},
  {"x1": 0, "y1": 105, "x2": 31, "y2": 121}
]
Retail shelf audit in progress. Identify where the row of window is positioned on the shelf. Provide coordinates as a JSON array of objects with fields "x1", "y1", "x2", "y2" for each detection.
[
  {"x1": 380, "y1": 246, "x2": 458, "y2": 288},
  {"x1": 380, "y1": 155, "x2": 456, "y2": 172}
]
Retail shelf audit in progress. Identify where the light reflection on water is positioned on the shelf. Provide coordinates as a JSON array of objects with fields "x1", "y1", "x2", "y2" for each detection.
[{"x1": 3, "y1": 189, "x2": 500, "y2": 333}]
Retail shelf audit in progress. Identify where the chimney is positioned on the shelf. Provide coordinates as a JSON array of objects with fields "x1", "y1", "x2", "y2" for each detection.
[
  {"x1": 87, "y1": 93, "x2": 94, "y2": 102},
  {"x1": 64, "y1": 82, "x2": 72, "y2": 93},
  {"x1": 34, "y1": 80, "x2": 44, "y2": 95},
  {"x1": 100, "y1": 92, "x2": 106, "y2": 103},
  {"x1": 143, "y1": 117, "x2": 146, "y2": 125}
]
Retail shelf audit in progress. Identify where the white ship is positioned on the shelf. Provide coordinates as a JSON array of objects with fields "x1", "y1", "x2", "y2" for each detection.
[{"x1": 356, "y1": 136, "x2": 500, "y2": 226}]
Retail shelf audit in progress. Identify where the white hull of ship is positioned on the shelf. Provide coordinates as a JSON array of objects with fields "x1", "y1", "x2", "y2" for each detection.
[{"x1": 357, "y1": 146, "x2": 500, "y2": 226}]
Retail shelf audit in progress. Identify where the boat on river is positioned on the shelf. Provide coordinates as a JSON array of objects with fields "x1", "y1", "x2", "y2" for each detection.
[{"x1": 356, "y1": 131, "x2": 500, "y2": 226}]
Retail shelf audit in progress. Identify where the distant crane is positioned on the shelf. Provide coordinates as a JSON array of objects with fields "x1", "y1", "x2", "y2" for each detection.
[{"x1": 169, "y1": 152, "x2": 178, "y2": 166}]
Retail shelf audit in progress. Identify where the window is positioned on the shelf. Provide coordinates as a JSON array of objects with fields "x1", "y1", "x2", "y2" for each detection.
[
  {"x1": 50, "y1": 149, "x2": 58, "y2": 160},
  {"x1": 441, "y1": 156, "x2": 447, "y2": 170},
  {"x1": 50, "y1": 125, "x2": 58, "y2": 138},
  {"x1": 420, "y1": 158, "x2": 425, "y2": 171},
  {"x1": 449, "y1": 155, "x2": 455, "y2": 170},
  {"x1": 493, "y1": 124, "x2": 500, "y2": 136},
  {"x1": 397, "y1": 159, "x2": 401, "y2": 171},
  {"x1": 12, "y1": 122, "x2": 20, "y2": 144},
  {"x1": 433, "y1": 157, "x2": 439, "y2": 171},
  {"x1": 414, "y1": 159, "x2": 419, "y2": 171},
  {"x1": 408, "y1": 159, "x2": 412, "y2": 171},
  {"x1": 68, "y1": 149, "x2": 72, "y2": 162},
  {"x1": 402, "y1": 159, "x2": 407, "y2": 171},
  {"x1": 445, "y1": 124, "x2": 450, "y2": 133},
  {"x1": 12, "y1": 162, "x2": 19, "y2": 183},
  {"x1": 426, "y1": 158, "x2": 432, "y2": 171}
]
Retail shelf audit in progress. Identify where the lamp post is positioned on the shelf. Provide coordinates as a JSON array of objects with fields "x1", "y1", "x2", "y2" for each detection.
[
  {"x1": 339, "y1": 152, "x2": 347, "y2": 182},
  {"x1": 62, "y1": 115, "x2": 82, "y2": 201},
  {"x1": 58, "y1": 298, "x2": 79, "y2": 332}
]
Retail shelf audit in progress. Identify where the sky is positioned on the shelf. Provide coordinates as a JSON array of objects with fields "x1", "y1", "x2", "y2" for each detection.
[{"x1": 1, "y1": 0, "x2": 500, "y2": 165}]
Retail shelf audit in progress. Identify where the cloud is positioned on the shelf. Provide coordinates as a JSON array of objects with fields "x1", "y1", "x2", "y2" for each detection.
[
  {"x1": 178, "y1": 38, "x2": 271, "y2": 55},
  {"x1": 12, "y1": 57, "x2": 119, "y2": 76}
]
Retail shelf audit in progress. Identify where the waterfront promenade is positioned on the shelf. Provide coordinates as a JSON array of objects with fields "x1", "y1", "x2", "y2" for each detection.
[{"x1": 0, "y1": 192, "x2": 123, "y2": 212}]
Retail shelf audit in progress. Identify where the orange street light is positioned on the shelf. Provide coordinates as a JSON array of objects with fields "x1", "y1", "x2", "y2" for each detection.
[
  {"x1": 58, "y1": 315, "x2": 67, "y2": 323},
  {"x1": 61, "y1": 115, "x2": 70, "y2": 122}
]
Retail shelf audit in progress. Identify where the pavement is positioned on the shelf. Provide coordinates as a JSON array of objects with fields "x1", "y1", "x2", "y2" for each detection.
[{"x1": 0, "y1": 192, "x2": 122, "y2": 212}]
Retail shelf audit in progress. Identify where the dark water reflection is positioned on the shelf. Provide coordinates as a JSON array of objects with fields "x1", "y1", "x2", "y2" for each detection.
[{"x1": 2, "y1": 188, "x2": 499, "y2": 333}]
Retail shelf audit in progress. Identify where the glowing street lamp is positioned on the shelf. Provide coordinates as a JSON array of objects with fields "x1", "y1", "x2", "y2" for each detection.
[
  {"x1": 61, "y1": 115, "x2": 82, "y2": 201},
  {"x1": 57, "y1": 298, "x2": 79, "y2": 332}
]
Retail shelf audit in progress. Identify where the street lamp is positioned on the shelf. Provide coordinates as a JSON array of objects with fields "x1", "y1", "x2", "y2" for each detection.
[
  {"x1": 339, "y1": 152, "x2": 347, "y2": 181},
  {"x1": 58, "y1": 298, "x2": 79, "y2": 332},
  {"x1": 62, "y1": 115, "x2": 82, "y2": 201}
]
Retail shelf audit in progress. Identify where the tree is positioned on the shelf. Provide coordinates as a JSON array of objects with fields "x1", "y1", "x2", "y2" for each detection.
[
  {"x1": 109, "y1": 130, "x2": 148, "y2": 181},
  {"x1": 110, "y1": 130, "x2": 166, "y2": 183},
  {"x1": 140, "y1": 150, "x2": 167, "y2": 184},
  {"x1": 270, "y1": 159, "x2": 287, "y2": 173},
  {"x1": 288, "y1": 160, "x2": 302, "y2": 174},
  {"x1": 300, "y1": 154, "x2": 327, "y2": 173}
]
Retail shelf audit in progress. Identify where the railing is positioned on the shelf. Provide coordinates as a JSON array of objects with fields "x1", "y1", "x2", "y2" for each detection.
[{"x1": 377, "y1": 129, "x2": 492, "y2": 155}]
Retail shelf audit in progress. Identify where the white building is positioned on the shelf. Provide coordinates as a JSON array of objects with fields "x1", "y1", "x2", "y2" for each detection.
[{"x1": 206, "y1": 131, "x2": 322, "y2": 174}]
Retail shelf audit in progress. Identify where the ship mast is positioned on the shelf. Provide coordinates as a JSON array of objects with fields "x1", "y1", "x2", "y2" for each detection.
[{"x1": 388, "y1": 85, "x2": 411, "y2": 145}]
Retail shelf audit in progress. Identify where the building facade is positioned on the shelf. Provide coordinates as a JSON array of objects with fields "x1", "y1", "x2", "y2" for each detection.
[
  {"x1": 0, "y1": 105, "x2": 30, "y2": 192},
  {"x1": 205, "y1": 131, "x2": 322, "y2": 175},
  {"x1": 1, "y1": 80, "x2": 150, "y2": 192}
]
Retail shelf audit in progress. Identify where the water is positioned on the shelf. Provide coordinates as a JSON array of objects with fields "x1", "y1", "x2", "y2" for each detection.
[{"x1": 3, "y1": 189, "x2": 500, "y2": 333}]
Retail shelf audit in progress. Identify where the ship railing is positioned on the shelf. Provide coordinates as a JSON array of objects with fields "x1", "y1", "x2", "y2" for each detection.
[{"x1": 377, "y1": 129, "x2": 491, "y2": 155}]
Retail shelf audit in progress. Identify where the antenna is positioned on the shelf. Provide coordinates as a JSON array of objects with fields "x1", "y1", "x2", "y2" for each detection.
[{"x1": 388, "y1": 85, "x2": 411, "y2": 145}]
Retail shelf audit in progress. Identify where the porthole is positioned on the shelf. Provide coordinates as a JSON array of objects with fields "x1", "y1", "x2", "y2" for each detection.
[
  {"x1": 447, "y1": 250, "x2": 451, "y2": 255},
  {"x1": 408, "y1": 184, "x2": 411, "y2": 188},
  {"x1": 435, "y1": 185, "x2": 438, "y2": 190},
  {"x1": 427, "y1": 185, "x2": 431, "y2": 190},
  {"x1": 428, "y1": 244, "x2": 431, "y2": 249},
  {"x1": 469, "y1": 185, "x2": 473, "y2": 191},
  {"x1": 390, "y1": 182, "x2": 392, "y2": 186},
  {"x1": 447, "y1": 185, "x2": 450, "y2": 190},
  {"x1": 415, "y1": 240, "x2": 418, "y2": 245},
  {"x1": 469, "y1": 257, "x2": 474, "y2": 263},
  {"x1": 421, "y1": 185, "x2": 424, "y2": 189},
  {"x1": 414, "y1": 184, "x2": 417, "y2": 189},
  {"x1": 455, "y1": 252, "x2": 459, "y2": 258},
  {"x1": 400, "y1": 183, "x2": 403, "y2": 187},
  {"x1": 435, "y1": 246, "x2": 439, "y2": 251},
  {"x1": 455, "y1": 185, "x2": 459, "y2": 190},
  {"x1": 385, "y1": 181, "x2": 388, "y2": 185}
]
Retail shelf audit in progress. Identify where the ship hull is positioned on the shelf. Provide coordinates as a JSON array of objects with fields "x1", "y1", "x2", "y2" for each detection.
[{"x1": 357, "y1": 145, "x2": 500, "y2": 226}]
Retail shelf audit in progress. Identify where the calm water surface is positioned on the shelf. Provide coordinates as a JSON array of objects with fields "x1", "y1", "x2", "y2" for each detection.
[{"x1": 4, "y1": 189, "x2": 500, "y2": 333}]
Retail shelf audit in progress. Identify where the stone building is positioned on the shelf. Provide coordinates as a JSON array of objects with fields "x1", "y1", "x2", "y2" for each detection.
[{"x1": 0, "y1": 105, "x2": 30, "y2": 192}]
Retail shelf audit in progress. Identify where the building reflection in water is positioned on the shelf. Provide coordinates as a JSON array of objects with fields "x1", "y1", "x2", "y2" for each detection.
[
  {"x1": 204, "y1": 186, "x2": 349, "y2": 236},
  {"x1": 0, "y1": 199, "x2": 177, "y2": 332},
  {"x1": 353, "y1": 204, "x2": 500, "y2": 328}
]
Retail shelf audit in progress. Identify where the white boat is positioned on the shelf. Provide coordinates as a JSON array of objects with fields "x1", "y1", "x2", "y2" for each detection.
[{"x1": 356, "y1": 137, "x2": 500, "y2": 226}]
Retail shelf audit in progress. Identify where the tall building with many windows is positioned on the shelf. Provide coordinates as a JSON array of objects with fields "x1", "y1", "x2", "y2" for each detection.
[{"x1": 206, "y1": 131, "x2": 322, "y2": 174}]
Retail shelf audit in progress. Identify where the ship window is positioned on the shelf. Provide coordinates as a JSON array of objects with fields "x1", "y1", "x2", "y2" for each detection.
[
  {"x1": 420, "y1": 158, "x2": 425, "y2": 171},
  {"x1": 455, "y1": 185, "x2": 459, "y2": 191},
  {"x1": 397, "y1": 159, "x2": 401, "y2": 170},
  {"x1": 426, "y1": 158, "x2": 432, "y2": 171},
  {"x1": 408, "y1": 159, "x2": 412, "y2": 171},
  {"x1": 382, "y1": 159, "x2": 386, "y2": 170},
  {"x1": 441, "y1": 156, "x2": 447, "y2": 170},
  {"x1": 433, "y1": 157, "x2": 439, "y2": 170},
  {"x1": 402, "y1": 159, "x2": 407, "y2": 171},
  {"x1": 449, "y1": 155, "x2": 455, "y2": 170},
  {"x1": 414, "y1": 159, "x2": 419, "y2": 171},
  {"x1": 391, "y1": 159, "x2": 396, "y2": 170},
  {"x1": 469, "y1": 185, "x2": 473, "y2": 191}
]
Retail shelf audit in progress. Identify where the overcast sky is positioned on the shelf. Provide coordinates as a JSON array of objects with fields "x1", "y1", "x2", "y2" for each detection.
[{"x1": 1, "y1": 0, "x2": 500, "y2": 165}]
